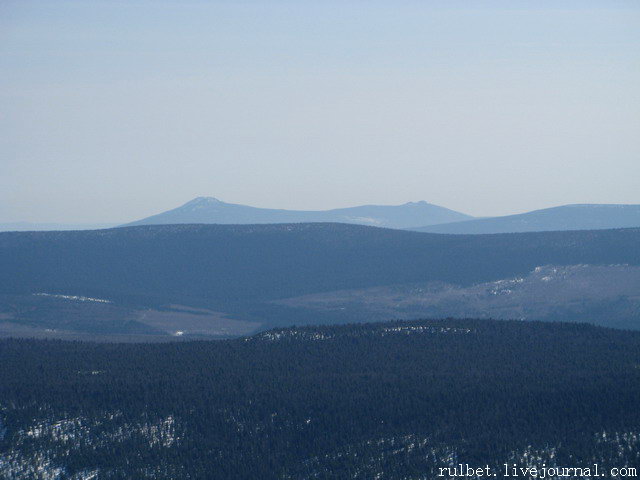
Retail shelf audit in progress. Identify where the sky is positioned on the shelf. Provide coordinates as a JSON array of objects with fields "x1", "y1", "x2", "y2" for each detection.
[{"x1": 1, "y1": 0, "x2": 639, "y2": 223}]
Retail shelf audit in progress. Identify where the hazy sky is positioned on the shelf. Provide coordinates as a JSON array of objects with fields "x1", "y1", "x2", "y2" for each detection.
[{"x1": 1, "y1": 0, "x2": 639, "y2": 223}]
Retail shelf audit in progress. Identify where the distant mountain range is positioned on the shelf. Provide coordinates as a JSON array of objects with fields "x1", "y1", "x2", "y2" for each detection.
[
  {"x1": 6, "y1": 200, "x2": 640, "y2": 234},
  {"x1": 123, "y1": 197, "x2": 473, "y2": 229},
  {"x1": 412, "y1": 204, "x2": 640, "y2": 234}
]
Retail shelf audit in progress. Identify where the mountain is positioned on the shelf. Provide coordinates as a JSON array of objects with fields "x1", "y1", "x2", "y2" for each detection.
[
  {"x1": 412, "y1": 204, "x2": 640, "y2": 234},
  {"x1": 2, "y1": 319, "x2": 640, "y2": 478},
  {"x1": 1, "y1": 223, "x2": 639, "y2": 338},
  {"x1": 0, "y1": 222, "x2": 117, "y2": 232},
  {"x1": 124, "y1": 197, "x2": 472, "y2": 229}
]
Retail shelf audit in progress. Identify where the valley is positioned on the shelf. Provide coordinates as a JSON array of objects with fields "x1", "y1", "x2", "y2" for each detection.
[{"x1": 0, "y1": 295, "x2": 260, "y2": 341}]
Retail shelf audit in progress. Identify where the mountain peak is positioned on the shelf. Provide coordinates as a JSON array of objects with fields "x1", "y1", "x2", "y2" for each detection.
[{"x1": 184, "y1": 197, "x2": 224, "y2": 207}]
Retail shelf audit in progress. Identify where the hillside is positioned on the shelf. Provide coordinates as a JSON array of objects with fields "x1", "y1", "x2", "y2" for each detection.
[
  {"x1": 1, "y1": 224, "x2": 639, "y2": 338},
  {"x1": 413, "y1": 204, "x2": 640, "y2": 234},
  {"x1": 1, "y1": 319, "x2": 639, "y2": 479},
  {"x1": 124, "y1": 197, "x2": 472, "y2": 229},
  {"x1": 278, "y1": 264, "x2": 640, "y2": 330},
  {"x1": 3, "y1": 224, "x2": 640, "y2": 304}
]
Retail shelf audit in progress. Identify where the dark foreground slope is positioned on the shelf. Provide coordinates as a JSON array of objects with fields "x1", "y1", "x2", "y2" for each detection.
[{"x1": 1, "y1": 319, "x2": 639, "y2": 479}]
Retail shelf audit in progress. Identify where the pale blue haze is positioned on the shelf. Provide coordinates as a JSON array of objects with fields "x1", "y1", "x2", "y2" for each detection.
[{"x1": 1, "y1": 0, "x2": 639, "y2": 223}]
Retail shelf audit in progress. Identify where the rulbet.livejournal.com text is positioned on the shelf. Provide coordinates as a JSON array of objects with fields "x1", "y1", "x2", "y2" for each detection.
[{"x1": 438, "y1": 464, "x2": 638, "y2": 478}]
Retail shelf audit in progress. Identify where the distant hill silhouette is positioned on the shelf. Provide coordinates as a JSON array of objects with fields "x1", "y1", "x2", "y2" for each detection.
[
  {"x1": 124, "y1": 197, "x2": 472, "y2": 229},
  {"x1": 412, "y1": 204, "x2": 640, "y2": 234}
]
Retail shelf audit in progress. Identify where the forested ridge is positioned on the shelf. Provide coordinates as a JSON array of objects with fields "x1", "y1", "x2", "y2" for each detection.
[
  {"x1": 1, "y1": 319, "x2": 639, "y2": 479},
  {"x1": 2, "y1": 224, "x2": 640, "y2": 340},
  {"x1": 1, "y1": 223, "x2": 639, "y2": 307}
]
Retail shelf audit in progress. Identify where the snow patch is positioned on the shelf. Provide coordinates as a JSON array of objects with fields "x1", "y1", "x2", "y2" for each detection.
[{"x1": 34, "y1": 293, "x2": 111, "y2": 304}]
